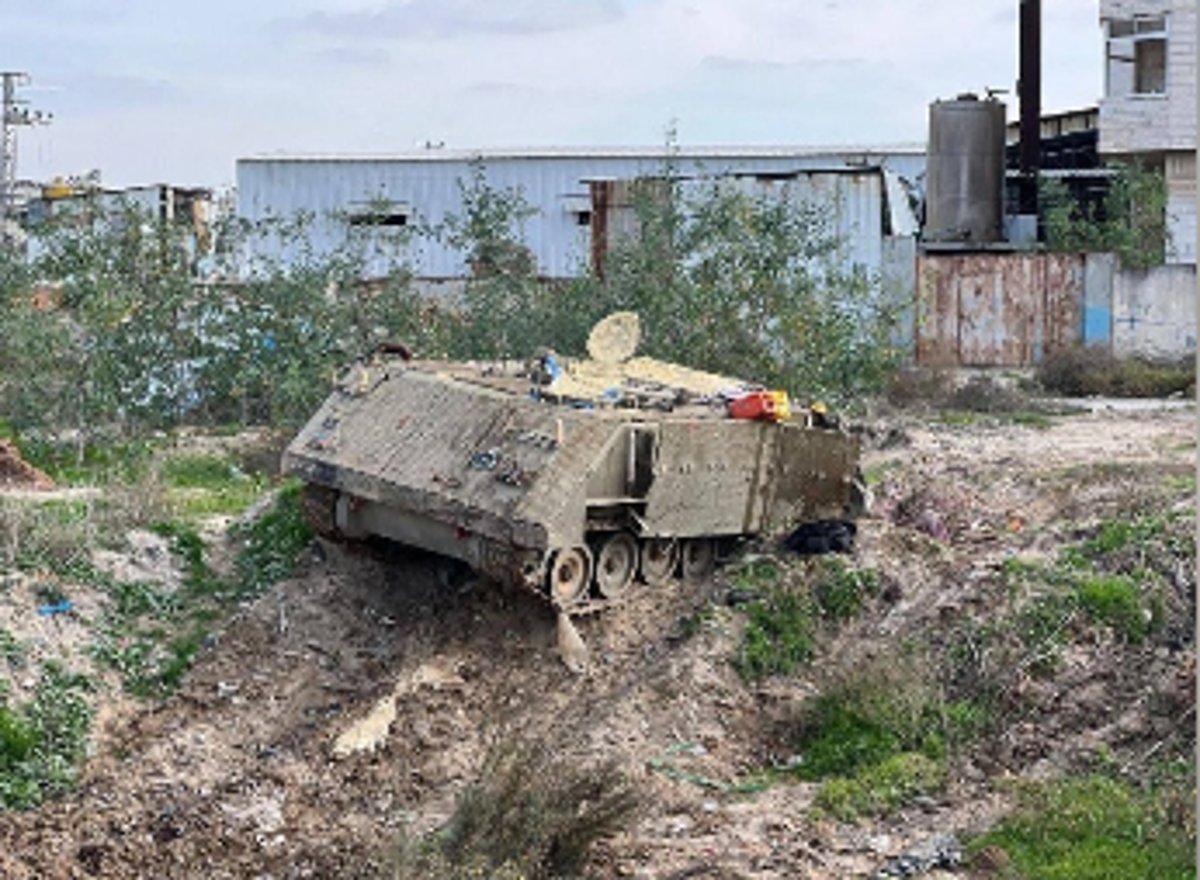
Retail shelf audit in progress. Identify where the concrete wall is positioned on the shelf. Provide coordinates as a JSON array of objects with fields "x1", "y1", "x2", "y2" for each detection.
[
  {"x1": 1082, "y1": 252, "x2": 1118, "y2": 347},
  {"x1": 1109, "y1": 261, "x2": 1198, "y2": 357},
  {"x1": 1165, "y1": 151, "x2": 1197, "y2": 263}
]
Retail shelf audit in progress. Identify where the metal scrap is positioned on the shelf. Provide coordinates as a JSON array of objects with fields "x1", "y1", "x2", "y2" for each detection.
[{"x1": 468, "y1": 448, "x2": 501, "y2": 471}]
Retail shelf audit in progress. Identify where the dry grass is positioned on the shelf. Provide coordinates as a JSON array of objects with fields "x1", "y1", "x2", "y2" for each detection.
[
  {"x1": 1037, "y1": 346, "x2": 1194, "y2": 398},
  {"x1": 390, "y1": 740, "x2": 641, "y2": 880}
]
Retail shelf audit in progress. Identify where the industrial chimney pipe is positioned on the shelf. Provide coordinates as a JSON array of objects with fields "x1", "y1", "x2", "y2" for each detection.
[{"x1": 1018, "y1": 0, "x2": 1041, "y2": 221}]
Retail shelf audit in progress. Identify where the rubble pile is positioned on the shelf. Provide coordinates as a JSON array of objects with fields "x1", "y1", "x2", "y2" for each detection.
[{"x1": 0, "y1": 439, "x2": 54, "y2": 490}]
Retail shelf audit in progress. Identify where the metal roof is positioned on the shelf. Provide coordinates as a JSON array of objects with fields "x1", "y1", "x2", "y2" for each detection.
[{"x1": 240, "y1": 143, "x2": 925, "y2": 164}]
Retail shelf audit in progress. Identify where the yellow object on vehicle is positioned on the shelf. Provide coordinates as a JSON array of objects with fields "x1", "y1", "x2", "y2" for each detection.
[{"x1": 769, "y1": 390, "x2": 791, "y2": 420}]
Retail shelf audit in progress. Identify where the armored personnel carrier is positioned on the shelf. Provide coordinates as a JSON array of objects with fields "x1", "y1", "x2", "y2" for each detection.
[{"x1": 282, "y1": 313, "x2": 862, "y2": 613}]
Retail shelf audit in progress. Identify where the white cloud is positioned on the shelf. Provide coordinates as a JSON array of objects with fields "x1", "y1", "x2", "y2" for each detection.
[{"x1": 287, "y1": 0, "x2": 624, "y2": 39}]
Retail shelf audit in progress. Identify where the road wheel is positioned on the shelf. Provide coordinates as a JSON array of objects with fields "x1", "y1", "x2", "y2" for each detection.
[
  {"x1": 547, "y1": 547, "x2": 591, "y2": 609},
  {"x1": 640, "y1": 537, "x2": 678, "y2": 586},
  {"x1": 680, "y1": 538, "x2": 716, "y2": 583},
  {"x1": 593, "y1": 533, "x2": 639, "y2": 598}
]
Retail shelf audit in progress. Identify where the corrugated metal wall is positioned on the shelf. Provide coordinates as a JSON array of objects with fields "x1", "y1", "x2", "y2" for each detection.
[
  {"x1": 915, "y1": 252, "x2": 1084, "y2": 366},
  {"x1": 236, "y1": 151, "x2": 924, "y2": 280}
]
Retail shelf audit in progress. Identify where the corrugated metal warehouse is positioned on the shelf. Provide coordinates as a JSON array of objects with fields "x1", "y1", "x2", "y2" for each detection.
[{"x1": 235, "y1": 146, "x2": 925, "y2": 281}]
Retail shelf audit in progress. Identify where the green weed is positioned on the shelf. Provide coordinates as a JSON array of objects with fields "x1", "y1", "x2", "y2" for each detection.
[
  {"x1": 150, "y1": 521, "x2": 211, "y2": 591},
  {"x1": 735, "y1": 588, "x2": 815, "y2": 680},
  {"x1": 0, "y1": 663, "x2": 93, "y2": 810},
  {"x1": 730, "y1": 557, "x2": 781, "y2": 593},
  {"x1": 231, "y1": 482, "x2": 312, "y2": 599},
  {"x1": 1014, "y1": 591, "x2": 1077, "y2": 676},
  {"x1": 792, "y1": 675, "x2": 944, "y2": 780},
  {"x1": 1002, "y1": 512, "x2": 1173, "y2": 660},
  {"x1": 812, "y1": 558, "x2": 878, "y2": 622},
  {"x1": 786, "y1": 659, "x2": 974, "y2": 821},
  {"x1": 163, "y1": 453, "x2": 269, "y2": 518},
  {"x1": 732, "y1": 557, "x2": 879, "y2": 680},
  {"x1": 0, "y1": 630, "x2": 26, "y2": 670},
  {"x1": 90, "y1": 492, "x2": 310, "y2": 699},
  {"x1": 813, "y1": 752, "x2": 944, "y2": 822},
  {"x1": 16, "y1": 435, "x2": 160, "y2": 486},
  {"x1": 969, "y1": 775, "x2": 1195, "y2": 880},
  {"x1": 163, "y1": 454, "x2": 240, "y2": 488},
  {"x1": 1075, "y1": 574, "x2": 1150, "y2": 643},
  {"x1": 90, "y1": 627, "x2": 205, "y2": 700}
]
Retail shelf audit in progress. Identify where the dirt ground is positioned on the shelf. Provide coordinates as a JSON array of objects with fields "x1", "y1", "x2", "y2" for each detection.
[
  {"x1": 0, "y1": 405, "x2": 1194, "y2": 879},
  {"x1": 0, "y1": 439, "x2": 54, "y2": 491}
]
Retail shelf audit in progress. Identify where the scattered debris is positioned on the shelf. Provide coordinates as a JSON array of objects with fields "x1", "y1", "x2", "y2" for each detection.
[
  {"x1": 783, "y1": 520, "x2": 857, "y2": 555},
  {"x1": 331, "y1": 692, "x2": 397, "y2": 758},
  {"x1": 36, "y1": 600, "x2": 74, "y2": 617},
  {"x1": 556, "y1": 612, "x2": 589, "y2": 673},
  {"x1": 875, "y1": 834, "x2": 963, "y2": 878}
]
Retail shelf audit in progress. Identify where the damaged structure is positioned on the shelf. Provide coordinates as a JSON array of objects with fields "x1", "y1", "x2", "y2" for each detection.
[
  {"x1": 235, "y1": 146, "x2": 923, "y2": 289},
  {"x1": 1100, "y1": 0, "x2": 1197, "y2": 265}
]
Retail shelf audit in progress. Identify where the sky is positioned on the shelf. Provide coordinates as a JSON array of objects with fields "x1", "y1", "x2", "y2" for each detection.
[{"x1": 4, "y1": 0, "x2": 1103, "y2": 189}]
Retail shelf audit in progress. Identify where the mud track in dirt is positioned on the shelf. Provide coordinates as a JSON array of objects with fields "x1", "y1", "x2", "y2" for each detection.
[{"x1": 0, "y1": 407, "x2": 1194, "y2": 879}]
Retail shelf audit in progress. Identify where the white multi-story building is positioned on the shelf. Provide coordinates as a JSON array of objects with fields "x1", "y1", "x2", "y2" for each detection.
[{"x1": 1099, "y1": 0, "x2": 1198, "y2": 264}]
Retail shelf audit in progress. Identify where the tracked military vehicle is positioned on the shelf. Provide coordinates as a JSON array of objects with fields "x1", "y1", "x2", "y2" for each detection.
[{"x1": 282, "y1": 313, "x2": 862, "y2": 613}]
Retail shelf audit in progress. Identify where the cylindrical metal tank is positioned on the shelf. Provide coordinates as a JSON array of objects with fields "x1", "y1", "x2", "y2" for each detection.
[{"x1": 924, "y1": 94, "x2": 1006, "y2": 243}]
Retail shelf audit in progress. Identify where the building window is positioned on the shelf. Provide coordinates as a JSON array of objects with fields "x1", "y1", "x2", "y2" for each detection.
[
  {"x1": 348, "y1": 211, "x2": 408, "y2": 227},
  {"x1": 575, "y1": 210, "x2": 592, "y2": 227},
  {"x1": 1105, "y1": 15, "x2": 1168, "y2": 97},
  {"x1": 1135, "y1": 38, "x2": 1166, "y2": 94}
]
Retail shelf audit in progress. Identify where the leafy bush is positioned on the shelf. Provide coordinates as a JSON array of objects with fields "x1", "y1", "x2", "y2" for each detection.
[
  {"x1": 163, "y1": 453, "x2": 240, "y2": 488},
  {"x1": 1037, "y1": 345, "x2": 1194, "y2": 398},
  {"x1": 391, "y1": 741, "x2": 639, "y2": 879},
  {"x1": 1, "y1": 202, "x2": 422, "y2": 455},
  {"x1": 970, "y1": 775, "x2": 1195, "y2": 880},
  {"x1": 883, "y1": 367, "x2": 954, "y2": 408},
  {"x1": 1043, "y1": 161, "x2": 1170, "y2": 269}
]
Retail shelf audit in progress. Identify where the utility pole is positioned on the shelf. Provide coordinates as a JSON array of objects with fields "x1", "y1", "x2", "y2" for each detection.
[{"x1": 1, "y1": 71, "x2": 51, "y2": 223}]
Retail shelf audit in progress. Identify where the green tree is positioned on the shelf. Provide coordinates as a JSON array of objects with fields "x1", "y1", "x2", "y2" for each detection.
[
  {"x1": 1043, "y1": 161, "x2": 1170, "y2": 269},
  {"x1": 0, "y1": 195, "x2": 423, "y2": 454},
  {"x1": 569, "y1": 172, "x2": 904, "y2": 405}
]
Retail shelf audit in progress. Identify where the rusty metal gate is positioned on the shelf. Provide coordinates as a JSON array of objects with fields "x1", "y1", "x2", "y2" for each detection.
[{"x1": 915, "y1": 252, "x2": 1083, "y2": 367}]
